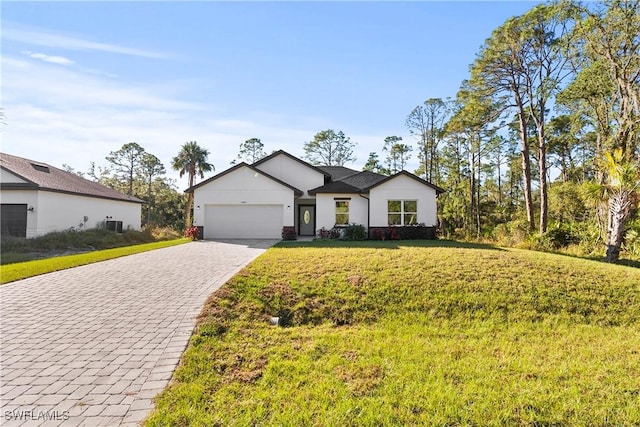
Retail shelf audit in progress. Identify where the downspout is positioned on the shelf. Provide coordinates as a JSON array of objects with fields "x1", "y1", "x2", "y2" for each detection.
[{"x1": 359, "y1": 193, "x2": 370, "y2": 238}]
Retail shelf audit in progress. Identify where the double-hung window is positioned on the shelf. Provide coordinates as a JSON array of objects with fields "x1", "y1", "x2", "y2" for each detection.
[
  {"x1": 335, "y1": 200, "x2": 349, "y2": 225},
  {"x1": 388, "y1": 200, "x2": 417, "y2": 225}
]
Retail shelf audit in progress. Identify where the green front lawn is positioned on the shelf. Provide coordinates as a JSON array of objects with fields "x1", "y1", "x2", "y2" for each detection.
[{"x1": 146, "y1": 240, "x2": 640, "y2": 426}]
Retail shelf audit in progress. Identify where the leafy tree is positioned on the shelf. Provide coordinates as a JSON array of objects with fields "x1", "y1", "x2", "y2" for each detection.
[
  {"x1": 140, "y1": 153, "x2": 166, "y2": 225},
  {"x1": 469, "y1": 21, "x2": 535, "y2": 231},
  {"x1": 383, "y1": 136, "x2": 412, "y2": 173},
  {"x1": 62, "y1": 164, "x2": 84, "y2": 178},
  {"x1": 172, "y1": 141, "x2": 215, "y2": 227},
  {"x1": 237, "y1": 138, "x2": 266, "y2": 164},
  {"x1": 547, "y1": 115, "x2": 581, "y2": 183},
  {"x1": 363, "y1": 152, "x2": 387, "y2": 174},
  {"x1": 303, "y1": 129, "x2": 356, "y2": 166},
  {"x1": 561, "y1": 0, "x2": 640, "y2": 261},
  {"x1": 572, "y1": 0, "x2": 640, "y2": 157},
  {"x1": 406, "y1": 98, "x2": 448, "y2": 182},
  {"x1": 147, "y1": 178, "x2": 187, "y2": 230},
  {"x1": 601, "y1": 149, "x2": 640, "y2": 262},
  {"x1": 106, "y1": 142, "x2": 146, "y2": 195},
  {"x1": 446, "y1": 85, "x2": 500, "y2": 237}
]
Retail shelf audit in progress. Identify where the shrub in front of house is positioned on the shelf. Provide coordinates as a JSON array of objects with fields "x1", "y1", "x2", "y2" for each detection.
[
  {"x1": 184, "y1": 226, "x2": 200, "y2": 240},
  {"x1": 281, "y1": 226, "x2": 297, "y2": 241},
  {"x1": 342, "y1": 223, "x2": 367, "y2": 240},
  {"x1": 370, "y1": 227, "x2": 400, "y2": 241},
  {"x1": 317, "y1": 227, "x2": 342, "y2": 239},
  {"x1": 369, "y1": 224, "x2": 436, "y2": 240}
]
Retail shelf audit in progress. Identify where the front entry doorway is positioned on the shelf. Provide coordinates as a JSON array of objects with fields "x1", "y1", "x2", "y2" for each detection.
[{"x1": 298, "y1": 205, "x2": 316, "y2": 236}]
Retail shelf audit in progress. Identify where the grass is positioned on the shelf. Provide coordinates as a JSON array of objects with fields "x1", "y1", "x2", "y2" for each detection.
[
  {"x1": 0, "y1": 238, "x2": 190, "y2": 284},
  {"x1": 145, "y1": 240, "x2": 640, "y2": 426}
]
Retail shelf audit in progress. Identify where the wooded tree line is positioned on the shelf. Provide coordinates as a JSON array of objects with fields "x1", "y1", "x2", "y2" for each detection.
[{"x1": 360, "y1": 1, "x2": 639, "y2": 262}]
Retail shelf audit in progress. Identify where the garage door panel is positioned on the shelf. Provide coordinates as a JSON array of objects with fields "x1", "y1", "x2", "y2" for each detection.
[
  {"x1": 205, "y1": 205, "x2": 282, "y2": 239},
  {"x1": 1, "y1": 204, "x2": 27, "y2": 238}
]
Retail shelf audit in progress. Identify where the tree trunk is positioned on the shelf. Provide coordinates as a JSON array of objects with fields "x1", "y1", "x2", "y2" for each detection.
[
  {"x1": 185, "y1": 171, "x2": 195, "y2": 228},
  {"x1": 185, "y1": 193, "x2": 193, "y2": 228},
  {"x1": 605, "y1": 190, "x2": 633, "y2": 263},
  {"x1": 476, "y1": 140, "x2": 482, "y2": 238},
  {"x1": 537, "y1": 124, "x2": 548, "y2": 234},
  {"x1": 518, "y1": 112, "x2": 534, "y2": 231},
  {"x1": 147, "y1": 179, "x2": 153, "y2": 225}
]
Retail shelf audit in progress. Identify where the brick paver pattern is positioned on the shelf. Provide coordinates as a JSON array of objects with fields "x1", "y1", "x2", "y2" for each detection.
[{"x1": 0, "y1": 240, "x2": 276, "y2": 426}]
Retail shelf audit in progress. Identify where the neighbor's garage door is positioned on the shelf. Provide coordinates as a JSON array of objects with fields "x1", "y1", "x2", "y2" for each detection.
[
  {"x1": 205, "y1": 205, "x2": 283, "y2": 239},
  {"x1": 1, "y1": 204, "x2": 28, "y2": 238}
]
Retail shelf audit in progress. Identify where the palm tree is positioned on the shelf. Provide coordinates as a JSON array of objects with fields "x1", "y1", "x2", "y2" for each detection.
[
  {"x1": 172, "y1": 141, "x2": 214, "y2": 227},
  {"x1": 602, "y1": 149, "x2": 639, "y2": 262}
]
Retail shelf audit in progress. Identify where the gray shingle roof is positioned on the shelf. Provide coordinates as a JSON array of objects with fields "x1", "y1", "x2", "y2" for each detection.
[
  {"x1": 341, "y1": 171, "x2": 387, "y2": 189},
  {"x1": 316, "y1": 166, "x2": 360, "y2": 181},
  {"x1": 309, "y1": 169, "x2": 388, "y2": 194},
  {"x1": 0, "y1": 152, "x2": 144, "y2": 203}
]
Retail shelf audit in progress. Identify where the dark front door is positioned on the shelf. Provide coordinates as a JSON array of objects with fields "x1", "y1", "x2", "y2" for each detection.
[
  {"x1": 1, "y1": 204, "x2": 28, "y2": 238},
  {"x1": 298, "y1": 205, "x2": 315, "y2": 236}
]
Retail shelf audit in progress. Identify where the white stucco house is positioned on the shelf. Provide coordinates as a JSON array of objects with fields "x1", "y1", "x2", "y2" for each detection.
[
  {"x1": 188, "y1": 150, "x2": 444, "y2": 239},
  {"x1": 0, "y1": 152, "x2": 143, "y2": 238}
]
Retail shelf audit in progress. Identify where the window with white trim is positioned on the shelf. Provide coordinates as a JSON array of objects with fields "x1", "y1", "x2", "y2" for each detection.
[
  {"x1": 388, "y1": 200, "x2": 417, "y2": 225},
  {"x1": 335, "y1": 200, "x2": 349, "y2": 225}
]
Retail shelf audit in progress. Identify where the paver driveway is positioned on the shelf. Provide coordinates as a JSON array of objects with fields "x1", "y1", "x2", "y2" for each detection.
[{"x1": 0, "y1": 239, "x2": 277, "y2": 426}]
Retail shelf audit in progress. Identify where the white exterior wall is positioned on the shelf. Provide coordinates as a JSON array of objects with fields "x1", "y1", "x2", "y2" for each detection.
[
  {"x1": 0, "y1": 189, "x2": 141, "y2": 238},
  {"x1": 192, "y1": 166, "x2": 295, "y2": 228},
  {"x1": 254, "y1": 155, "x2": 324, "y2": 197},
  {"x1": 369, "y1": 175, "x2": 438, "y2": 227},
  {"x1": 316, "y1": 193, "x2": 368, "y2": 231},
  {"x1": 37, "y1": 191, "x2": 141, "y2": 236},
  {"x1": 1, "y1": 169, "x2": 28, "y2": 183}
]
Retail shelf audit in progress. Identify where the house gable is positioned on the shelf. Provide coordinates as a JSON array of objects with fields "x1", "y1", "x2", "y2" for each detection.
[
  {"x1": 368, "y1": 173, "x2": 439, "y2": 227},
  {"x1": 187, "y1": 162, "x2": 303, "y2": 196},
  {"x1": 1, "y1": 167, "x2": 35, "y2": 185},
  {"x1": 364, "y1": 170, "x2": 445, "y2": 194},
  {"x1": 252, "y1": 151, "x2": 328, "y2": 198},
  {"x1": 190, "y1": 163, "x2": 302, "y2": 196}
]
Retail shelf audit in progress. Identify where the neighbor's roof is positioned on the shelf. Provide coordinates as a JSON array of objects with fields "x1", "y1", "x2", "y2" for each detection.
[{"x1": 0, "y1": 152, "x2": 144, "y2": 203}]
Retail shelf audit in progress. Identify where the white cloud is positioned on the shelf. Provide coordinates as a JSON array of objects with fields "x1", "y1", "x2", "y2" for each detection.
[
  {"x1": 4, "y1": 23, "x2": 168, "y2": 59},
  {"x1": 0, "y1": 53, "x2": 335, "y2": 186},
  {"x1": 3, "y1": 56, "x2": 199, "y2": 111},
  {"x1": 22, "y1": 50, "x2": 74, "y2": 65}
]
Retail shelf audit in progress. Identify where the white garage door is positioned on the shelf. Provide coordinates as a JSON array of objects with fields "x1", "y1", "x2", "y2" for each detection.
[{"x1": 205, "y1": 205, "x2": 283, "y2": 238}]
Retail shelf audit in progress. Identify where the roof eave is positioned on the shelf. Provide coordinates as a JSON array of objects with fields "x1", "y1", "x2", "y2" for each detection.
[
  {"x1": 186, "y1": 162, "x2": 304, "y2": 196},
  {"x1": 363, "y1": 170, "x2": 446, "y2": 194},
  {"x1": 252, "y1": 150, "x2": 332, "y2": 178}
]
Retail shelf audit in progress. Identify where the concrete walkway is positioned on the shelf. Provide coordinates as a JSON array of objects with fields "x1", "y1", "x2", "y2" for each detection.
[{"x1": 0, "y1": 240, "x2": 277, "y2": 427}]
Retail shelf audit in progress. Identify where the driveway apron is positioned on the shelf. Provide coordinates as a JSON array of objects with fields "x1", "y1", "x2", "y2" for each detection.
[{"x1": 0, "y1": 240, "x2": 277, "y2": 426}]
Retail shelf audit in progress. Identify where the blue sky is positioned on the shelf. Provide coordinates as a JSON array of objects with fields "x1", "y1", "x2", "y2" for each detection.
[{"x1": 1, "y1": 1, "x2": 538, "y2": 187}]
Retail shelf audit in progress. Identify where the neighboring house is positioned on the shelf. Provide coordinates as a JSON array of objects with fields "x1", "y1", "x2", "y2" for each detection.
[
  {"x1": 189, "y1": 150, "x2": 444, "y2": 239},
  {"x1": 0, "y1": 153, "x2": 143, "y2": 238}
]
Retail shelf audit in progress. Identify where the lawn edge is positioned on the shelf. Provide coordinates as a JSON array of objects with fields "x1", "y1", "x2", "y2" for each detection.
[{"x1": 0, "y1": 238, "x2": 191, "y2": 284}]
